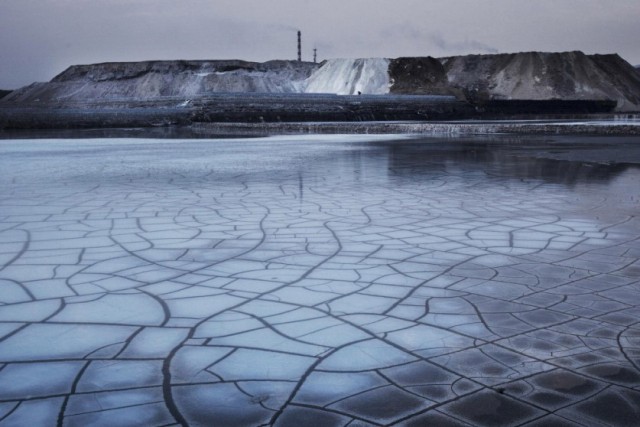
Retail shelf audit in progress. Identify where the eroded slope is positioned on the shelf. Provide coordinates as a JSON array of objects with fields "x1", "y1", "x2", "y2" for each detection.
[
  {"x1": 441, "y1": 51, "x2": 640, "y2": 111},
  {"x1": 4, "y1": 60, "x2": 319, "y2": 102}
]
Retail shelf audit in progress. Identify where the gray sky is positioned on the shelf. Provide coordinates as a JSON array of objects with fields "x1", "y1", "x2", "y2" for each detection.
[{"x1": 1, "y1": 0, "x2": 639, "y2": 89}]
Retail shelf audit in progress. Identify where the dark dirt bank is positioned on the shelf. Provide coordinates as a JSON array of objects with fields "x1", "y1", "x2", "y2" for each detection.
[
  {"x1": 188, "y1": 121, "x2": 640, "y2": 137},
  {"x1": 438, "y1": 51, "x2": 640, "y2": 111},
  {"x1": 0, "y1": 94, "x2": 472, "y2": 129}
]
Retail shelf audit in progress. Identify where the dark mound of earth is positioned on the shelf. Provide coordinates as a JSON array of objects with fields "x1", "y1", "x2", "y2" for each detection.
[
  {"x1": 389, "y1": 57, "x2": 455, "y2": 96},
  {"x1": 440, "y1": 51, "x2": 640, "y2": 111}
]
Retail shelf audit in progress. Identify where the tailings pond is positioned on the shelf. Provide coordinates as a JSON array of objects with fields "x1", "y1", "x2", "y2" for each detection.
[{"x1": 0, "y1": 134, "x2": 639, "y2": 426}]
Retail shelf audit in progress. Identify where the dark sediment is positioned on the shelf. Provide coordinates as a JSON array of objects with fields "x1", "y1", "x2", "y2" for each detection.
[
  {"x1": 0, "y1": 94, "x2": 620, "y2": 131},
  {"x1": 0, "y1": 94, "x2": 472, "y2": 130},
  {"x1": 190, "y1": 120, "x2": 640, "y2": 137},
  {"x1": 478, "y1": 99, "x2": 617, "y2": 115},
  {"x1": 388, "y1": 57, "x2": 455, "y2": 96}
]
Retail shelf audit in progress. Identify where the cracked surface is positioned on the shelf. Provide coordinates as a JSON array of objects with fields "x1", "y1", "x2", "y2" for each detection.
[{"x1": 0, "y1": 135, "x2": 639, "y2": 426}]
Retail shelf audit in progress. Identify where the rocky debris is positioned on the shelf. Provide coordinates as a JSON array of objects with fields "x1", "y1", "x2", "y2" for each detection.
[
  {"x1": 440, "y1": 51, "x2": 640, "y2": 111},
  {"x1": 389, "y1": 57, "x2": 456, "y2": 96},
  {"x1": 0, "y1": 90, "x2": 11, "y2": 100}
]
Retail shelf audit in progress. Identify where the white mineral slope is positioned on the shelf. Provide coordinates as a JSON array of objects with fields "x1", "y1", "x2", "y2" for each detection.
[{"x1": 304, "y1": 58, "x2": 391, "y2": 95}]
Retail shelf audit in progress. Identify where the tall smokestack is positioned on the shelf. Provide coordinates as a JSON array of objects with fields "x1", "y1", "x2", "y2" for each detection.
[{"x1": 297, "y1": 31, "x2": 302, "y2": 62}]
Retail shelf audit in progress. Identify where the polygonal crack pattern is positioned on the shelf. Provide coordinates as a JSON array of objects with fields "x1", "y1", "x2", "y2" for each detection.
[{"x1": 0, "y1": 136, "x2": 639, "y2": 426}]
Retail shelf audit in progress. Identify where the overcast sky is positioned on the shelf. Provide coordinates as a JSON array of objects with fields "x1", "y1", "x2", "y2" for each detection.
[{"x1": 1, "y1": 0, "x2": 639, "y2": 89}]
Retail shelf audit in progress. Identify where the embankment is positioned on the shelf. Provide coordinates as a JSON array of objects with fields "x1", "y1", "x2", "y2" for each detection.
[{"x1": 1, "y1": 51, "x2": 639, "y2": 131}]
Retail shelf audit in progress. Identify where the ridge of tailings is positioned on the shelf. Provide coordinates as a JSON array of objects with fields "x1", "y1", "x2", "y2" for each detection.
[
  {"x1": 439, "y1": 51, "x2": 640, "y2": 111},
  {"x1": 2, "y1": 51, "x2": 640, "y2": 112}
]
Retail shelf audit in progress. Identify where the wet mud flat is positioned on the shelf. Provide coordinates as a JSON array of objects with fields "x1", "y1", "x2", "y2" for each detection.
[{"x1": 0, "y1": 134, "x2": 640, "y2": 426}]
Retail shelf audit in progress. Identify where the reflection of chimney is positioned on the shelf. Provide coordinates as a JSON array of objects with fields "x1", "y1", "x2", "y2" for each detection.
[{"x1": 297, "y1": 31, "x2": 301, "y2": 62}]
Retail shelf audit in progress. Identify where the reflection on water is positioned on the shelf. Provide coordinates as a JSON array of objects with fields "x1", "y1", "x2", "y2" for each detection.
[
  {"x1": 382, "y1": 137, "x2": 639, "y2": 186},
  {"x1": 1, "y1": 134, "x2": 639, "y2": 203},
  {"x1": 3, "y1": 133, "x2": 637, "y2": 232}
]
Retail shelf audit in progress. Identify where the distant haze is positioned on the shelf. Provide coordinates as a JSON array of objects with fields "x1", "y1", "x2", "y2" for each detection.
[{"x1": 1, "y1": 0, "x2": 639, "y2": 89}]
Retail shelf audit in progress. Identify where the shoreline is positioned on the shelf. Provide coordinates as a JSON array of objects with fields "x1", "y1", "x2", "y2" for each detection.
[
  {"x1": 192, "y1": 120, "x2": 640, "y2": 136},
  {"x1": 2, "y1": 119, "x2": 640, "y2": 139},
  {"x1": 2, "y1": 94, "x2": 635, "y2": 135}
]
